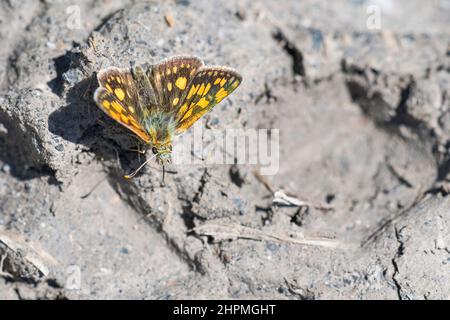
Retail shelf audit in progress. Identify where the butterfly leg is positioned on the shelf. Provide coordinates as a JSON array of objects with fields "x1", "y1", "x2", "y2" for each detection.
[
  {"x1": 161, "y1": 165, "x2": 166, "y2": 186},
  {"x1": 126, "y1": 145, "x2": 147, "y2": 154},
  {"x1": 125, "y1": 133, "x2": 149, "y2": 154}
]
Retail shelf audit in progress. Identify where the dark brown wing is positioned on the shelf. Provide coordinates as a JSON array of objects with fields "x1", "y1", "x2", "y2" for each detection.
[
  {"x1": 147, "y1": 56, "x2": 204, "y2": 113},
  {"x1": 94, "y1": 67, "x2": 151, "y2": 143},
  {"x1": 174, "y1": 66, "x2": 242, "y2": 134}
]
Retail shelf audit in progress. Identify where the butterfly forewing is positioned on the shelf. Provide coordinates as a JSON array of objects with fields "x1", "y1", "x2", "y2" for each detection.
[
  {"x1": 94, "y1": 68, "x2": 151, "y2": 143},
  {"x1": 147, "y1": 56, "x2": 204, "y2": 113},
  {"x1": 96, "y1": 68, "x2": 142, "y2": 112},
  {"x1": 174, "y1": 66, "x2": 242, "y2": 134}
]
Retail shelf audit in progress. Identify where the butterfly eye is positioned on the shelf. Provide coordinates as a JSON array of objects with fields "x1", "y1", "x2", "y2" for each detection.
[{"x1": 152, "y1": 147, "x2": 158, "y2": 154}]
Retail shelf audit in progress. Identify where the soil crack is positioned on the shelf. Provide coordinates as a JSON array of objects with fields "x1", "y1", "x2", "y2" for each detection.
[
  {"x1": 272, "y1": 28, "x2": 306, "y2": 77},
  {"x1": 391, "y1": 226, "x2": 406, "y2": 300}
]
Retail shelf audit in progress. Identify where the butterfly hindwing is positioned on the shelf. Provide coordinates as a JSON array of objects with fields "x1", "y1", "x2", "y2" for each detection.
[
  {"x1": 147, "y1": 56, "x2": 204, "y2": 113},
  {"x1": 175, "y1": 66, "x2": 242, "y2": 134},
  {"x1": 94, "y1": 68, "x2": 151, "y2": 143}
]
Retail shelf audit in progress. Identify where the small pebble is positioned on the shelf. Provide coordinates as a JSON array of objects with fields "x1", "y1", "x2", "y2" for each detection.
[
  {"x1": 209, "y1": 118, "x2": 219, "y2": 126},
  {"x1": 1, "y1": 164, "x2": 11, "y2": 174},
  {"x1": 232, "y1": 197, "x2": 246, "y2": 215},
  {"x1": 266, "y1": 242, "x2": 279, "y2": 253},
  {"x1": 0, "y1": 123, "x2": 7, "y2": 134}
]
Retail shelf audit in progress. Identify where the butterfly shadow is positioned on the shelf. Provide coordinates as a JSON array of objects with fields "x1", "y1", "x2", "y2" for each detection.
[{"x1": 48, "y1": 74, "x2": 149, "y2": 179}]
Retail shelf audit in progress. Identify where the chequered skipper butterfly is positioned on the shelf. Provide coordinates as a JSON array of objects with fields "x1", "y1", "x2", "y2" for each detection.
[{"x1": 94, "y1": 56, "x2": 242, "y2": 178}]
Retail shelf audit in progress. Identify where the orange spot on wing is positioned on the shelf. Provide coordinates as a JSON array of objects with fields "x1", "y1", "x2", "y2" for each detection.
[
  {"x1": 197, "y1": 83, "x2": 205, "y2": 96},
  {"x1": 114, "y1": 88, "x2": 125, "y2": 101},
  {"x1": 175, "y1": 77, "x2": 187, "y2": 90},
  {"x1": 178, "y1": 103, "x2": 188, "y2": 115},
  {"x1": 187, "y1": 84, "x2": 198, "y2": 99},
  {"x1": 203, "y1": 83, "x2": 211, "y2": 95},
  {"x1": 197, "y1": 97, "x2": 209, "y2": 108},
  {"x1": 231, "y1": 80, "x2": 240, "y2": 89},
  {"x1": 120, "y1": 114, "x2": 130, "y2": 124},
  {"x1": 109, "y1": 111, "x2": 120, "y2": 122},
  {"x1": 215, "y1": 88, "x2": 228, "y2": 102},
  {"x1": 111, "y1": 101, "x2": 123, "y2": 113}
]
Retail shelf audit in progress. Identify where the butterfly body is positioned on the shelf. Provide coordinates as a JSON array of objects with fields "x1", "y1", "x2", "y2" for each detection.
[
  {"x1": 141, "y1": 112, "x2": 175, "y2": 164},
  {"x1": 94, "y1": 56, "x2": 241, "y2": 169}
]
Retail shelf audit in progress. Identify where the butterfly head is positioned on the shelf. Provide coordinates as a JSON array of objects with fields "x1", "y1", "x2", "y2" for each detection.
[{"x1": 152, "y1": 144, "x2": 172, "y2": 165}]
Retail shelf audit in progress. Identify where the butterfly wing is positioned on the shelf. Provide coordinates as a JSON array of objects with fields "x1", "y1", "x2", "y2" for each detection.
[
  {"x1": 94, "y1": 67, "x2": 151, "y2": 143},
  {"x1": 94, "y1": 59, "x2": 242, "y2": 143},
  {"x1": 147, "y1": 56, "x2": 204, "y2": 114},
  {"x1": 174, "y1": 66, "x2": 242, "y2": 134}
]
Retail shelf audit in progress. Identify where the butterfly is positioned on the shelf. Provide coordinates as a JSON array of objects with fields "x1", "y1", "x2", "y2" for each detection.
[{"x1": 93, "y1": 56, "x2": 242, "y2": 179}]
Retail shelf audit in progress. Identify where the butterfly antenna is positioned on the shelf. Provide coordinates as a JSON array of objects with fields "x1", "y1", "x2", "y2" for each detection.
[{"x1": 124, "y1": 153, "x2": 158, "y2": 179}]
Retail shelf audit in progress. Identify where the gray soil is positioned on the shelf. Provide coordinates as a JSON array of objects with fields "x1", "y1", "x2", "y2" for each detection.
[{"x1": 0, "y1": 0, "x2": 449, "y2": 299}]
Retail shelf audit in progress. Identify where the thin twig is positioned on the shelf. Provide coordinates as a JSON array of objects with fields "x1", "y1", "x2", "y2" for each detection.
[
  {"x1": 273, "y1": 190, "x2": 334, "y2": 212},
  {"x1": 192, "y1": 222, "x2": 345, "y2": 249}
]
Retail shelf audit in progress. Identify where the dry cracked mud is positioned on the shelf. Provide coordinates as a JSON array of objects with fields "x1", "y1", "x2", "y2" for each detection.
[{"x1": 0, "y1": 0, "x2": 449, "y2": 299}]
